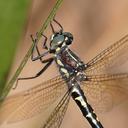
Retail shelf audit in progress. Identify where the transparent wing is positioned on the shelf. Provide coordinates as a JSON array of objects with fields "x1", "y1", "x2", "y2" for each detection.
[
  {"x1": 0, "y1": 75, "x2": 67, "y2": 124},
  {"x1": 85, "y1": 34, "x2": 128, "y2": 75},
  {"x1": 42, "y1": 89, "x2": 71, "y2": 128},
  {"x1": 81, "y1": 73, "x2": 128, "y2": 113}
]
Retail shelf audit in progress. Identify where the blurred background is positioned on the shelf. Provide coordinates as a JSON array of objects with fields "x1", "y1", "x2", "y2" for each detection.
[
  {"x1": 0, "y1": 0, "x2": 128, "y2": 128},
  {"x1": 0, "y1": 0, "x2": 31, "y2": 94}
]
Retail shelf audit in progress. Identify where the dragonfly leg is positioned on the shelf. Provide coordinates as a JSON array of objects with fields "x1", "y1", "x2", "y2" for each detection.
[
  {"x1": 13, "y1": 58, "x2": 54, "y2": 89},
  {"x1": 50, "y1": 22, "x2": 55, "y2": 33},
  {"x1": 30, "y1": 34, "x2": 49, "y2": 63},
  {"x1": 50, "y1": 18, "x2": 63, "y2": 33},
  {"x1": 53, "y1": 18, "x2": 63, "y2": 32},
  {"x1": 35, "y1": 32, "x2": 48, "y2": 50},
  {"x1": 31, "y1": 34, "x2": 43, "y2": 63},
  {"x1": 41, "y1": 33, "x2": 48, "y2": 50}
]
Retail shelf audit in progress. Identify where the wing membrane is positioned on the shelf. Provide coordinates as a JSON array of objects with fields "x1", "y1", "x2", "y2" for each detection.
[
  {"x1": 82, "y1": 73, "x2": 128, "y2": 113},
  {"x1": 1, "y1": 34, "x2": 128, "y2": 126},
  {"x1": 42, "y1": 89, "x2": 71, "y2": 128},
  {"x1": 86, "y1": 35, "x2": 128, "y2": 75},
  {"x1": 0, "y1": 75, "x2": 67, "y2": 124}
]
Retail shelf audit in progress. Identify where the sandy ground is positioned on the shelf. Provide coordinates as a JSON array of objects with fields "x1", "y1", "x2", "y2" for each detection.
[{"x1": 1, "y1": 0, "x2": 128, "y2": 128}]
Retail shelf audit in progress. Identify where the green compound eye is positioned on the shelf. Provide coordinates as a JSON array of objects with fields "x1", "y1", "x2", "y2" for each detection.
[
  {"x1": 50, "y1": 34, "x2": 65, "y2": 51},
  {"x1": 52, "y1": 34, "x2": 64, "y2": 45}
]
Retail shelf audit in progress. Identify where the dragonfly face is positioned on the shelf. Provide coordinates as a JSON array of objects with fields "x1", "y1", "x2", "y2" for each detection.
[{"x1": 49, "y1": 32, "x2": 73, "y2": 53}]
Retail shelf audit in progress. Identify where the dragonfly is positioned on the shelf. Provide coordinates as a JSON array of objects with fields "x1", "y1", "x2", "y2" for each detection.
[{"x1": 0, "y1": 19, "x2": 128, "y2": 128}]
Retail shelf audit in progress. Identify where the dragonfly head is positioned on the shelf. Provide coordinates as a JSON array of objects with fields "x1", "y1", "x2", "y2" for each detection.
[{"x1": 49, "y1": 32, "x2": 73, "y2": 53}]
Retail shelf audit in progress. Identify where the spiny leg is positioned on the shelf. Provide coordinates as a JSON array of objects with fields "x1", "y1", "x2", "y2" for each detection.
[
  {"x1": 13, "y1": 58, "x2": 53, "y2": 89},
  {"x1": 13, "y1": 33, "x2": 50, "y2": 89},
  {"x1": 41, "y1": 33, "x2": 48, "y2": 50},
  {"x1": 53, "y1": 18, "x2": 63, "y2": 32},
  {"x1": 50, "y1": 22, "x2": 55, "y2": 33},
  {"x1": 35, "y1": 32, "x2": 48, "y2": 50},
  {"x1": 31, "y1": 34, "x2": 42, "y2": 63},
  {"x1": 30, "y1": 33, "x2": 48, "y2": 63},
  {"x1": 50, "y1": 18, "x2": 63, "y2": 33}
]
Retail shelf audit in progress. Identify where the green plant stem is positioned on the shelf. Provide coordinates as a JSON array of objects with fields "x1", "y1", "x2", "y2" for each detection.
[{"x1": 0, "y1": 0, "x2": 64, "y2": 103}]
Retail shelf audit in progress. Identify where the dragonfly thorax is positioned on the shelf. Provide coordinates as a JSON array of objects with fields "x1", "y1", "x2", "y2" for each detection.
[{"x1": 49, "y1": 32, "x2": 73, "y2": 53}]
